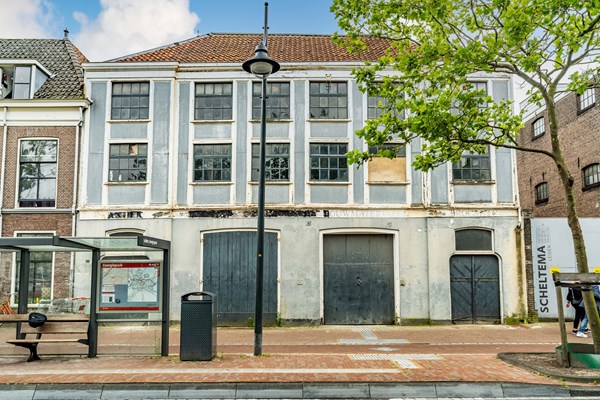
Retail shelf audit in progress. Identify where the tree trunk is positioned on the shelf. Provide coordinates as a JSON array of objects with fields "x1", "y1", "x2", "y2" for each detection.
[{"x1": 546, "y1": 95, "x2": 600, "y2": 353}]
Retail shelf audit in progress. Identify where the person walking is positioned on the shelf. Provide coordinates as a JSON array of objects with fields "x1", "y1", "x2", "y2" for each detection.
[
  {"x1": 567, "y1": 287, "x2": 586, "y2": 334},
  {"x1": 577, "y1": 285, "x2": 600, "y2": 338}
]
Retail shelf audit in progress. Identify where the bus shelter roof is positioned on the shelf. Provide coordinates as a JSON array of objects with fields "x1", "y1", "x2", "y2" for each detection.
[{"x1": 0, "y1": 235, "x2": 170, "y2": 252}]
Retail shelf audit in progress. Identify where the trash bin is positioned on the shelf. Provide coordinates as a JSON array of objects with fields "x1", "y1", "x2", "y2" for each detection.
[{"x1": 180, "y1": 291, "x2": 216, "y2": 361}]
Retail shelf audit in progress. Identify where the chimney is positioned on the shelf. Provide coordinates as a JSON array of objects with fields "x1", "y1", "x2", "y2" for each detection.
[{"x1": 64, "y1": 28, "x2": 69, "y2": 39}]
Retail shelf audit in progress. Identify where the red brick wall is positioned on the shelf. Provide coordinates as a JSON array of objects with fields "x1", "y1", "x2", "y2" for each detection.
[
  {"x1": 517, "y1": 89, "x2": 600, "y2": 218},
  {"x1": 0, "y1": 126, "x2": 78, "y2": 303}
]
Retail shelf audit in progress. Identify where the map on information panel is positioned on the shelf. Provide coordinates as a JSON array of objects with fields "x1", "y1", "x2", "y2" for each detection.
[{"x1": 99, "y1": 261, "x2": 161, "y2": 312}]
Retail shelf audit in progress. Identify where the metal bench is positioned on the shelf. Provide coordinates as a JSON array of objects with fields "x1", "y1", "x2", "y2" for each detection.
[{"x1": 0, "y1": 314, "x2": 90, "y2": 362}]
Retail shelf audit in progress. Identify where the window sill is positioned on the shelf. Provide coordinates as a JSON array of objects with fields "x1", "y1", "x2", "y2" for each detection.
[
  {"x1": 106, "y1": 181, "x2": 148, "y2": 186},
  {"x1": 107, "y1": 119, "x2": 150, "y2": 124},
  {"x1": 192, "y1": 120, "x2": 234, "y2": 124},
  {"x1": 577, "y1": 103, "x2": 595, "y2": 116},
  {"x1": 249, "y1": 181, "x2": 291, "y2": 185},
  {"x1": 532, "y1": 133, "x2": 545, "y2": 140},
  {"x1": 535, "y1": 199, "x2": 549, "y2": 205},
  {"x1": 190, "y1": 181, "x2": 233, "y2": 186},
  {"x1": 452, "y1": 180, "x2": 495, "y2": 185},
  {"x1": 367, "y1": 181, "x2": 409, "y2": 185},
  {"x1": 250, "y1": 119, "x2": 292, "y2": 123},
  {"x1": 308, "y1": 181, "x2": 351, "y2": 185},
  {"x1": 308, "y1": 119, "x2": 351, "y2": 123},
  {"x1": 583, "y1": 182, "x2": 600, "y2": 192}
]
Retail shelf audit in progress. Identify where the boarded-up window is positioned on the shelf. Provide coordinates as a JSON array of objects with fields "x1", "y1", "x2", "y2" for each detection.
[{"x1": 367, "y1": 144, "x2": 407, "y2": 183}]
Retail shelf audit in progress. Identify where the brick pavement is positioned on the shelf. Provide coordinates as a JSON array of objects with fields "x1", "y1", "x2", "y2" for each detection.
[{"x1": 0, "y1": 323, "x2": 593, "y2": 386}]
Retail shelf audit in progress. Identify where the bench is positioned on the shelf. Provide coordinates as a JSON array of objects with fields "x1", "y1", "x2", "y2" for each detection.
[{"x1": 0, "y1": 314, "x2": 90, "y2": 362}]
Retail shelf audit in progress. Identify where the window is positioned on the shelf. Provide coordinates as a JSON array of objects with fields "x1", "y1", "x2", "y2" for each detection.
[
  {"x1": 251, "y1": 143, "x2": 290, "y2": 181},
  {"x1": 310, "y1": 143, "x2": 348, "y2": 181},
  {"x1": 455, "y1": 229, "x2": 492, "y2": 251},
  {"x1": 14, "y1": 232, "x2": 53, "y2": 304},
  {"x1": 13, "y1": 66, "x2": 31, "y2": 99},
  {"x1": 108, "y1": 143, "x2": 147, "y2": 182},
  {"x1": 578, "y1": 88, "x2": 596, "y2": 113},
  {"x1": 367, "y1": 143, "x2": 407, "y2": 183},
  {"x1": 532, "y1": 117, "x2": 545, "y2": 139},
  {"x1": 193, "y1": 144, "x2": 232, "y2": 182},
  {"x1": 111, "y1": 82, "x2": 150, "y2": 120},
  {"x1": 452, "y1": 149, "x2": 491, "y2": 181},
  {"x1": 194, "y1": 82, "x2": 233, "y2": 120},
  {"x1": 535, "y1": 182, "x2": 549, "y2": 204},
  {"x1": 309, "y1": 82, "x2": 348, "y2": 119},
  {"x1": 252, "y1": 82, "x2": 290, "y2": 120},
  {"x1": 583, "y1": 164, "x2": 600, "y2": 190},
  {"x1": 19, "y1": 140, "x2": 57, "y2": 207}
]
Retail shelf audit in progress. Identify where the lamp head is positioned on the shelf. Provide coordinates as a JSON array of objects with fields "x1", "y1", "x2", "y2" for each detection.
[{"x1": 242, "y1": 41, "x2": 280, "y2": 78}]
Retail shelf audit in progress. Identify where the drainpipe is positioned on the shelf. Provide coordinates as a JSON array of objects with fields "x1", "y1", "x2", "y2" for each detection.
[
  {"x1": 0, "y1": 106, "x2": 7, "y2": 238},
  {"x1": 68, "y1": 106, "x2": 83, "y2": 298}
]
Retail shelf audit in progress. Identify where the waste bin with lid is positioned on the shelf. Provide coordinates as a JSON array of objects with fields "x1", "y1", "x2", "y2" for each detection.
[{"x1": 180, "y1": 291, "x2": 216, "y2": 361}]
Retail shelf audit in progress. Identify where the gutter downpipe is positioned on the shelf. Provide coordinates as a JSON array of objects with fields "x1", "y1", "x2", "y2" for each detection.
[
  {"x1": 69, "y1": 106, "x2": 83, "y2": 298},
  {"x1": 0, "y1": 107, "x2": 7, "y2": 239}
]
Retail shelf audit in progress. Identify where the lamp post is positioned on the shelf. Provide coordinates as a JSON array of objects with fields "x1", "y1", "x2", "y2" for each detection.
[{"x1": 242, "y1": 2, "x2": 280, "y2": 356}]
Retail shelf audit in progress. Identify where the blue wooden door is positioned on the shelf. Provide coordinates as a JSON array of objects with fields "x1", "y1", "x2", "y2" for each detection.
[{"x1": 203, "y1": 231, "x2": 278, "y2": 326}]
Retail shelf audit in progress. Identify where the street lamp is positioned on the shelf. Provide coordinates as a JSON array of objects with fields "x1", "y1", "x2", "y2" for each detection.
[{"x1": 242, "y1": 2, "x2": 280, "y2": 356}]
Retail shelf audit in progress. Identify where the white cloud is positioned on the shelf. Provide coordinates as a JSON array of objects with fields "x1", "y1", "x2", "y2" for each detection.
[
  {"x1": 0, "y1": 0, "x2": 58, "y2": 38},
  {"x1": 73, "y1": 0, "x2": 200, "y2": 61}
]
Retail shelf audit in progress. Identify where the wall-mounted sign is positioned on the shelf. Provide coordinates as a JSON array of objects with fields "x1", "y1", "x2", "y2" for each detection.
[{"x1": 99, "y1": 260, "x2": 161, "y2": 312}]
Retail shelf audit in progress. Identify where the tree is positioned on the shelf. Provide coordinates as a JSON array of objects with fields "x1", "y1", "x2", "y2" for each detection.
[{"x1": 331, "y1": 0, "x2": 600, "y2": 352}]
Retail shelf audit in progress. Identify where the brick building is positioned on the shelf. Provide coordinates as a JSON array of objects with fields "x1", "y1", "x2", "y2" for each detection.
[
  {"x1": 0, "y1": 35, "x2": 88, "y2": 308},
  {"x1": 518, "y1": 88, "x2": 600, "y2": 318}
]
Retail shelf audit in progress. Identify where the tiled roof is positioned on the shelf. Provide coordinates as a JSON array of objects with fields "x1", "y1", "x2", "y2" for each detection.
[
  {"x1": 113, "y1": 33, "x2": 391, "y2": 64},
  {"x1": 0, "y1": 38, "x2": 86, "y2": 100}
]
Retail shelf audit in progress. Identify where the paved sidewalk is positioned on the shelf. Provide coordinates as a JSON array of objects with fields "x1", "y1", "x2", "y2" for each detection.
[{"x1": 0, "y1": 323, "x2": 599, "y2": 398}]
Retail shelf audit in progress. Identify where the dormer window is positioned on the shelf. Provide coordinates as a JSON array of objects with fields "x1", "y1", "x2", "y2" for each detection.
[{"x1": 0, "y1": 63, "x2": 49, "y2": 100}]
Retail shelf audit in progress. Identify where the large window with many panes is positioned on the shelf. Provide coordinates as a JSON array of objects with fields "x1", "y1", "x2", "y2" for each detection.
[
  {"x1": 583, "y1": 164, "x2": 600, "y2": 190},
  {"x1": 195, "y1": 82, "x2": 233, "y2": 120},
  {"x1": 193, "y1": 144, "x2": 232, "y2": 182},
  {"x1": 111, "y1": 82, "x2": 150, "y2": 120},
  {"x1": 310, "y1": 143, "x2": 348, "y2": 181},
  {"x1": 452, "y1": 148, "x2": 491, "y2": 181},
  {"x1": 252, "y1": 82, "x2": 290, "y2": 120},
  {"x1": 108, "y1": 143, "x2": 147, "y2": 182},
  {"x1": 251, "y1": 143, "x2": 290, "y2": 181},
  {"x1": 309, "y1": 82, "x2": 348, "y2": 119},
  {"x1": 19, "y1": 139, "x2": 57, "y2": 207}
]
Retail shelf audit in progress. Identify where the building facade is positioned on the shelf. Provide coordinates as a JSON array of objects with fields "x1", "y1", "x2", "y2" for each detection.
[
  {"x1": 77, "y1": 33, "x2": 524, "y2": 325},
  {"x1": 0, "y1": 36, "x2": 88, "y2": 307},
  {"x1": 518, "y1": 87, "x2": 600, "y2": 319}
]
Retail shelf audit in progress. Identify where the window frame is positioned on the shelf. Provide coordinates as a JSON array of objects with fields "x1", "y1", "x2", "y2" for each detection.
[
  {"x1": 367, "y1": 142, "x2": 408, "y2": 184},
  {"x1": 309, "y1": 81, "x2": 348, "y2": 120},
  {"x1": 578, "y1": 87, "x2": 596, "y2": 114},
  {"x1": 532, "y1": 117, "x2": 545, "y2": 139},
  {"x1": 583, "y1": 163, "x2": 600, "y2": 191},
  {"x1": 194, "y1": 82, "x2": 233, "y2": 121},
  {"x1": 11, "y1": 231, "x2": 55, "y2": 307},
  {"x1": 535, "y1": 182, "x2": 549, "y2": 204},
  {"x1": 12, "y1": 65, "x2": 32, "y2": 99},
  {"x1": 452, "y1": 148, "x2": 492, "y2": 182},
  {"x1": 192, "y1": 143, "x2": 233, "y2": 182},
  {"x1": 309, "y1": 142, "x2": 349, "y2": 182},
  {"x1": 110, "y1": 81, "x2": 150, "y2": 120},
  {"x1": 251, "y1": 81, "x2": 291, "y2": 120},
  {"x1": 18, "y1": 138, "x2": 58, "y2": 208},
  {"x1": 108, "y1": 143, "x2": 148, "y2": 183},
  {"x1": 454, "y1": 228, "x2": 494, "y2": 252},
  {"x1": 251, "y1": 142, "x2": 291, "y2": 182}
]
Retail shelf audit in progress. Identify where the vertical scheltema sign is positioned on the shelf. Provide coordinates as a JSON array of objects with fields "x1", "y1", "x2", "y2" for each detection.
[{"x1": 531, "y1": 218, "x2": 600, "y2": 318}]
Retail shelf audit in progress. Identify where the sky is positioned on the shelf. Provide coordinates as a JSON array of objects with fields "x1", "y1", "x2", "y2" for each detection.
[{"x1": 1, "y1": 0, "x2": 340, "y2": 61}]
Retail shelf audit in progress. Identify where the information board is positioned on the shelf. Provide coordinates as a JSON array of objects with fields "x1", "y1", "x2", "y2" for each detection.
[{"x1": 99, "y1": 260, "x2": 161, "y2": 312}]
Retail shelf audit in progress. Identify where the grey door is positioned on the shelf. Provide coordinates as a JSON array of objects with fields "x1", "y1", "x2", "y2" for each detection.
[
  {"x1": 324, "y1": 234, "x2": 395, "y2": 325},
  {"x1": 203, "y1": 231, "x2": 278, "y2": 326},
  {"x1": 450, "y1": 255, "x2": 500, "y2": 323}
]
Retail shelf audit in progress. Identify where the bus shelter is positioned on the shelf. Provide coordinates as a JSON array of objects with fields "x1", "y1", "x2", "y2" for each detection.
[{"x1": 0, "y1": 235, "x2": 170, "y2": 357}]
